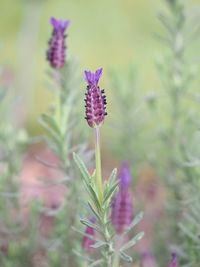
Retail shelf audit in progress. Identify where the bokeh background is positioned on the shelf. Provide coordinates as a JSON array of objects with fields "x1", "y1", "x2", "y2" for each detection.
[{"x1": 1, "y1": 1, "x2": 200, "y2": 266}]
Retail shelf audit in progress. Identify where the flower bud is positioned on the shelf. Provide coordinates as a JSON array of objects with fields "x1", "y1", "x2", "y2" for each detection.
[
  {"x1": 46, "y1": 17, "x2": 70, "y2": 69},
  {"x1": 111, "y1": 162, "x2": 133, "y2": 234},
  {"x1": 84, "y1": 68, "x2": 107, "y2": 128},
  {"x1": 168, "y1": 253, "x2": 178, "y2": 267}
]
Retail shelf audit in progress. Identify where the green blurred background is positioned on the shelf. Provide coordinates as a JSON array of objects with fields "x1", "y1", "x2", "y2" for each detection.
[{"x1": 0, "y1": 0, "x2": 199, "y2": 133}]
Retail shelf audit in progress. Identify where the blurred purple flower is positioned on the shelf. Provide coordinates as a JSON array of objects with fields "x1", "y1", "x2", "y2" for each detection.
[
  {"x1": 46, "y1": 17, "x2": 70, "y2": 69},
  {"x1": 168, "y1": 253, "x2": 178, "y2": 267},
  {"x1": 84, "y1": 68, "x2": 107, "y2": 128},
  {"x1": 82, "y1": 217, "x2": 96, "y2": 252},
  {"x1": 141, "y1": 252, "x2": 158, "y2": 267},
  {"x1": 111, "y1": 162, "x2": 133, "y2": 234},
  {"x1": 119, "y1": 161, "x2": 131, "y2": 189}
]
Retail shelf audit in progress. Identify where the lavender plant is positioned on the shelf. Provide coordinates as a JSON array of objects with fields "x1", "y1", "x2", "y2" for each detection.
[
  {"x1": 177, "y1": 182, "x2": 200, "y2": 267},
  {"x1": 149, "y1": 0, "x2": 200, "y2": 264},
  {"x1": 108, "y1": 66, "x2": 149, "y2": 167},
  {"x1": 73, "y1": 68, "x2": 144, "y2": 267},
  {"x1": 0, "y1": 84, "x2": 37, "y2": 267},
  {"x1": 153, "y1": 0, "x2": 199, "y2": 183},
  {"x1": 37, "y1": 17, "x2": 93, "y2": 267}
]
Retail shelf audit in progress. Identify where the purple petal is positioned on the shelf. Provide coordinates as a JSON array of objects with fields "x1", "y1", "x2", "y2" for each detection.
[
  {"x1": 168, "y1": 253, "x2": 178, "y2": 267},
  {"x1": 95, "y1": 68, "x2": 103, "y2": 83},
  {"x1": 50, "y1": 17, "x2": 70, "y2": 31},
  {"x1": 119, "y1": 161, "x2": 132, "y2": 189},
  {"x1": 50, "y1": 17, "x2": 59, "y2": 29},
  {"x1": 84, "y1": 68, "x2": 103, "y2": 86},
  {"x1": 61, "y1": 19, "x2": 70, "y2": 30}
]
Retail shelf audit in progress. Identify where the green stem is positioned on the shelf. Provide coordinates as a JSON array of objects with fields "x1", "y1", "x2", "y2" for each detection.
[
  {"x1": 113, "y1": 251, "x2": 120, "y2": 267},
  {"x1": 94, "y1": 126, "x2": 103, "y2": 204},
  {"x1": 112, "y1": 235, "x2": 123, "y2": 267}
]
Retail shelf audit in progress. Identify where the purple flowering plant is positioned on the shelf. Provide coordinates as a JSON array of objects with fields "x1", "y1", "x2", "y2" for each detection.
[
  {"x1": 73, "y1": 68, "x2": 144, "y2": 267},
  {"x1": 0, "y1": 0, "x2": 200, "y2": 266}
]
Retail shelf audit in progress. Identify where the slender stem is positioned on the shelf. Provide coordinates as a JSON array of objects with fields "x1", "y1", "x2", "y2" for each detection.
[
  {"x1": 113, "y1": 251, "x2": 120, "y2": 267},
  {"x1": 113, "y1": 235, "x2": 123, "y2": 267},
  {"x1": 94, "y1": 126, "x2": 103, "y2": 204},
  {"x1": 54, "y1": 70, "x2": 62, "y2": 125}
]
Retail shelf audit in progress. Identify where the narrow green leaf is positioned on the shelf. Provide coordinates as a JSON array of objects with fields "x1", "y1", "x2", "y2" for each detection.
[
  {"x1": 72, "y1": 227, "x2": 98, "y2": 242},
  {"x1": 124, "y1": 212, "x2": 144, "y2": 234},
  {"x1": 107, "y1": 168, "x2": 117, "y2": 186},
  {"x1": 88, "y1": 202, "x2": 102, "y2": 222},
  {"x1": 178, "y1": 223, "x2": 199, "y2": 242},
  {"x1": 90, "y1": 240, "x2": 108, "y2": 249},
  {"x1": 88, "y1": 259, "x2": 104, "y2": 267},
  {"x1": 80, "y1": 219, "x2": 103, "y2": 235},
  {"x1": 103, "y1": 181, "x2": 118, "y2": 204},
  {"x1": 72, "y1": 249, "x2": 93, "y2": 262},
  {"x1": 39, "y1": 117, "x2": 61, "y2": 147},
  {"x1": 40, "y1": 113, "x2": 61, "y2": 136},
  {"x1": 87, "y1": 185, "x2": 101, "y2": 211},
  {"x1": 73, "y1": 152, "x2": 91, "y2": 183},
  {"x1": 119, "y1": 251, "x2": 133, "y2": 263},
  {"x1": 120, "y1": 232, "x2": 144, "y2": 251}
]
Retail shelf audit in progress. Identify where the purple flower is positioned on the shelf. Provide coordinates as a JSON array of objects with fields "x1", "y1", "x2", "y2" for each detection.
[
  {"x1": 168, "y1": 253, "x2": 178, "y2": 267},
  {"x1": 119, "y1": 161, "x2": 131, "y2": 189},
  {"x1": 82, "y1": 217, "x2": 96, "y2": 252},
  {"x1": 141, "y1": 252, "x2": 158, "y2": 267},
  {"x1": 46, "y1": 17, "x2": 70, "y2": 69},
  {"x1": 84, "y1": 68, "x2": 107, "y2": 128},
  {"x1": 111, "y1": 162, "x2": 133, "y2": 234}
]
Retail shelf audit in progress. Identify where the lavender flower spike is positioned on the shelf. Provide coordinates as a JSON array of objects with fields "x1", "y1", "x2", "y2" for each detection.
[
  {"x1": 111, "y1": 162, "x2": 133, "y2": 234},
  {"x1": 84, "y1": 68, "x2": 107, "y2": 128},
  {"x1": 46, "y1": 17, "x2": 70, "y2": 69},
  {"x1": 168, "y1": 253, "x2": 178, "y2": 267},
  {"x1": 82, "y1": 217, "x2": 96, "y2": 252}
]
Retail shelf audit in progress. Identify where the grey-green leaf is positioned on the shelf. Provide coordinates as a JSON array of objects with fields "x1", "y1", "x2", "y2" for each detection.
[
  {"x1": 119, "y1": 251, "x2": 133, "y2": 263},
  {"x1": 73, "y1": 152, "x2": 91, "y2": 183},
  {"x1": 88, "y1": 259, "x2": 104, "y2": 267},
  {"x1": 124, "y1": 212, "x2": 144, "y2": 234},
  {"x1": 120, "y1": 231, "x2": 144, "y2": 251},
  {"x1": 90, "y1": 240, "x2": 108, "y2": 249},
  {"x1": 80, "y1": 219, "x2": 103, "y2": 234}
]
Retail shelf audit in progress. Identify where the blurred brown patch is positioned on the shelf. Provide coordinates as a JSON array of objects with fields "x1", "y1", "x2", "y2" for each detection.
[{"x1": 135, "y1": 166, "x2": 166, "y2": 253}]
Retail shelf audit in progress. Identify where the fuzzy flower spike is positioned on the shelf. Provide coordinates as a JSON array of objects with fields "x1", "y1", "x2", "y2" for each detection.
[
  {"x1": 84, "y1": 68, "x2": 107, "y2": 128},
  {"x1": 47, "y1": 17, "x2": 70, "y2": 69},
  {"x1": 168, "y1": 253, "x2": 178, "y2": 267},
  {"x1": 111, "y1": 162, "x2": 133, "y2": 234}
]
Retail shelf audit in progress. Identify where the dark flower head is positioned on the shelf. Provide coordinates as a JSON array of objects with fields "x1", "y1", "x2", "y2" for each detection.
[
  {"x1": 82, "y1": 217, "x2": 96, "y2": 252},
  {"x1": 111, "y1": 162, "x2": 133, "y2": 234},
  {"x1": 84, "y1": 68, "x2": 107, "y2": 128},
  {"x1": 168, "y1": 253, "x2": 178, "y2": 267},
  {"x1": 46, "y1": 17, "x2": 70, "y2": 69}
]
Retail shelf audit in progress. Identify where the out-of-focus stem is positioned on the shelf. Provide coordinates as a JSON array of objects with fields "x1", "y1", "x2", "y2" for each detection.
[
  {"x1": 53, "y1": 70, "x2": 69, "y2": 172},
  {"x1": 113, "y1": 235, "x2": 123, "y2": 267},
  {"x1": 113, "y1": 251, "x2": 120, "y2": 267},
  {"x1": 94, "y1": 126, "x2": 103, "y2": 204}
]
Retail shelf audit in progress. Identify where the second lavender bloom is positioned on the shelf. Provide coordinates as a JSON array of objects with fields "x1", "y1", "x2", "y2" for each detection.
[
  {"x1": 46, "y1": 17, "x2": 70, "y2": 69},
  {"x1": 111, "y1": 162, "x2": 134, "y2": 234}
]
